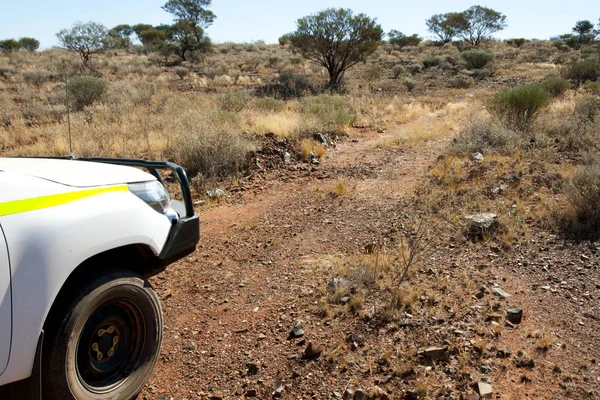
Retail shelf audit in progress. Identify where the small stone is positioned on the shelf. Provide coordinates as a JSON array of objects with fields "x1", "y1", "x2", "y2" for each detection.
[
  {"x1": 340, "y1": 296, "x2": 351, "y2": 304},
  {"x1": 477, "y1": 381, "x2": 493, "y2": 398},
  {"x1": 303, "y1": 342, "x2": 323, "y2": 360},
  {"x1": 492, "y1": 287, "x2": 511, "y2": 299},
  {"x1": 421, "y1": 346, "x2": 449, "y2": 361},
  {"x1": 206, "y1": 188, "x2": 226, "y2": 198},
  {"x1": 333, "y1": 391, "x2": 343, "y2": 399},
  {"x1": 245, "y1": 388, "x2": 258, "y2": 397},
  {"x1": 507, "y1": 308, "x2": 523, "y2": 324},
  {"x1": 246, "y1": 362, "x2": 259, "y2": 375},
  {"x1": 258, "y1": 333, "x2": 267, "y2": 340},
  {"x1": 343, "y1": 389, "x2": 354, "y2": 399},
  {"x1": 288, "y1": 321, "x2": 305, "y2": 339},
  {"x1": 471, "y1": 152, "x2": 484, "y2": 161},
  {"x1": 208, "y1": 393, "x2": 224, "y2": 400},
  {"x1": 354, "y1": 389, "x2": 368, "y2": 400},
  {"x1": 476, "y1": 290, "x2": 485, "y2": 299},
  {"x1": 283, "y1": 152, "x2": 291, "y2": 164},
  {"x1": 273, "y1": 385, "x2": 284, "y2": 398},
  {"x1": 327, "y1": 277, "x2": 346, "y2": 293},
  {"x1": 404, "y1": 391, "x2": 419, "y2": 400},
  {"x1": 496, "y1": 348, "x2": 512, "y2": 358}
]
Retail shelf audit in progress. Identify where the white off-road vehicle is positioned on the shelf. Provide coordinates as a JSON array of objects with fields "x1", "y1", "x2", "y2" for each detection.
[{"x1": 0, "y1": 157, "x2": 199, "y2": 400}]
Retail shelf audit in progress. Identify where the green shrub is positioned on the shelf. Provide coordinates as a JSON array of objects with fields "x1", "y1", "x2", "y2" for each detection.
[
  {"x1": 167, "y1": 110, "x2": 256, "y2": 180},
  {"x1": 393, "y1": 65, "x2": 405, "y2": 79},
  {"x1": 585, "y1": 81, "x2": 600, "y2": 95},
  {"x1": 461, "y1": 50, "x2": 495, "y2": 70},
  {"x1": 215, "y1": 91, "x2": 251, "y2": 112},
  {"x1": 566, "y1": 165, "x2": 600, "y2": 236},
  {"x1": 574, "y1": 96, "x2": 600, "y2": 122},
  {"x1": 450, "y1": 119, "x2": 522, "y2": 156},
  {"x1": 422, "y1": 55, "x2": 442, "y2": 68},
  {"x1": 23, "y1": 70, "x2": 51, "y2": 87},
  {"x1": 299, "y1": 95, "x2": 354, "y2": 134},
  {"x1": 175, "y1": 67, "x2": 189, "y2": 79},
  {"x1": 403, "y1": 77, "x2": 416, "y2": 92},
  {"x1": 562, "y1": 60, "x2": 599, "y2": 87},
  {"x1": 506, "y1": 38, "x2": 526, "y2": 48},
  {"x1": 487, "y1": 84, "x2": 551, "y2": 131},
  {"x1": 254, "y1": 97, "x2": 285, "y2": 113},
  {"x1": 406, "y1": 63, "x2": 422, "y2": 74},
  {"x1": 447, "y1": 74, "x2": 474, "y2": 89},
  {"x1": 67, "y1": 76, "x2": 108, "y2": 111},
  {"x1": 278, "y1": 73, "x2": 312, "y2": 96},
  {"x1": 540, "y1": 76, "x2": 571, "y2": 97}
]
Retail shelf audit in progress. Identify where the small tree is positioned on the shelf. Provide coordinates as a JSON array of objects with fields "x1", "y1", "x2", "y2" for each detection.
[
  {"x1": 388, "y1": 30, "x2": 422, "y2": 48},
  {"x1": 108, "y1": 24, "x2": 133, "y2": 49},
  {"x1": 425, "y1": 12, "x2": 464, "y2": 43},
  {"x1": 18, "y1": 37, "x2": 40, "y2": 52},
  {"x1": 166, "y1": 21, "x2": 211, "y2": 60},
  {"x1": 162, "y1": 0, "x2": 216, "y2": 29},
  {"x1": 456, "y1": 6, "x2": 507, "y2": 45},
  {"x1": 138, "y1": 28, "x2": 168, "y2": 51},
  {"x1": 571, "y1": 20, "x2": 596, "y2": 46},
  {"x1": 56, "y1": 21, "x2": 108, "y2": 64},
  {"x1": 0, "y1": 39, "x2": 21, "y2": 52},
  {"x1": 287, "y1": 8, "x2": 383, "y2": 89}
]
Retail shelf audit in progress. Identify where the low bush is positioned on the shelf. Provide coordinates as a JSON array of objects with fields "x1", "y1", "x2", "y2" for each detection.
[
  {"x1": 393, "y1": 65, "x2": 405, "y2": 79},
  {"x1": 299, "y1": 95, "x2": 354, "y2": 134},
  {"x1": 487, "y1": 84, "x2": 551, "y2": 131},
  {"x1": 574, "y1": 96, "x2": 600, "y2": 122},
  {"x1": 566, "y1": 164, "x2": 600, "y2": 236},
  {"x1": 447, "y1": 74, "x2": 474, "y2": 89},
  {"x1": 254, "y1": 97, "x2": 285, "y2": 113},
  {"x1": 450, "y1": 119, "x2": 522, "y2": 156},
  {"x1": 279, "y1": 73, "x2": 313, "y2": 96},
  {"x1": 461, "y1": 50, "x2": 495, "y2": 70},
  {"x1": 540, "y1": 76, "x2": 571, "y2": 97},
  {"x1": 422, "y1": 55, "x2": 442, "y2": 68},
  {"x1": 175, "y1": 67, "x2": 189, "y2": 79},
  {"x1": 23, "y1": 70, "x2": 51, "y2": 87},
  {"x1": 67, "y1": 76, "x2": 108, "y2": 111},
  {"x1": 585, "y1": 81, "x2": 600, "y2": 95},
  {"x1": 562, "y1": 60, "x2": 599, "y2": 87},
  {"x1": 215, "y1": 91, "x2": 251, "y2": 112},
  {"x1": 403, "y1": 77, "x2": 416, "y2": 92},
  {"x1": 167, "y1": 110, "x2": 256, "y2": 180}
]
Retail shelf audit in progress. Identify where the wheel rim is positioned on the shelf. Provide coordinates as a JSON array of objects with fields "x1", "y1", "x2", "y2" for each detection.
[{"x1": 76, "y1": 298, "x2": 147, "y2": 393}]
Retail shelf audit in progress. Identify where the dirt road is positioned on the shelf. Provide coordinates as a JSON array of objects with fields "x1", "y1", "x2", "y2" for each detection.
[{"x1": 142, "y1": 118, "x2": 600, "y2": 399}]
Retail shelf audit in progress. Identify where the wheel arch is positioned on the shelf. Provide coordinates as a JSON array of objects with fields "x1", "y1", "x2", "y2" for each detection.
[{"x1": 43, "y1": 243, "x2": 162, "y2": 333}]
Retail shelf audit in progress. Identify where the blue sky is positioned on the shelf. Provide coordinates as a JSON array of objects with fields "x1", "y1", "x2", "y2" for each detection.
[{"x1": 1, "y1": 0, "x2": 599, "y2": 49}]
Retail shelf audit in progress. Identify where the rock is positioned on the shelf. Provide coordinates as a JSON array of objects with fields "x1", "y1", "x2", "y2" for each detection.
[
  {"x1": 477, "y1": 381, "x2": 493, "y2": 398},
  {"x1": 461, "y1": 393, "x2": 479, "y2": 400},
  {"x1": 313, "y1": 133, "x2": 329, "y2": 145},
  {"x1": 288, "y1": 321, "x2": 305, "y2": 339},
  {"x1": 353, "y1": 389, "x2": 368, "y2": 400},
  {"x1": 246, "y1": 362, "x2": 259, "y2": 375},
  {"x1": 506, "y1": 308, "x2": 523, "y2": 324},
  {"x1": 258, "y1": 333, "x2": 267, "y2": 340},
  {"x1": 245, "y1": 388, "x2": 258, "y2": 397},
  {"x1": 471, "y1": 152, "x2": 484, "y2": 161},
  {"x1": 273, "y1": 385, "x2": 284, "y2": 398},
  {"x1": 327, "y1": 277, "x2": 346, "y2": 293},
  {"x1": 496, "y1": 348, "x2": 512, "y2": 358},
  {"x1": 206, "y1": 188, "x2": 227, "y2": 198},
  {"x1": 465, "y1": 213, "x2": 498, "y2": 237},
  {"x1": 492, "y1": 286, "x2": 511, "y2": 299},
  {"x1": 421, "y1": 346, "x2": 449, "y2": 361},
  {"x1": 303, "y1": 342, "x2": 323, "y2": 360},
  {"x1": 340, "y1": 296, "x2": 351, "y2": 304},
  {"x1": 343, "y1": 389, "x2": 354, "y2": 399},
  {"x1": 333, "y1": 391, "x2": 343, "y2": 399},
  {"x1": 476, "y1": 290, "x2": 485, "y2": 299},
  {"x1": 404, "y1": 391, "x2": 419, "y2": 400},
  {"x1": 283, "y1": 152, "x2": 291, "y2": 164}
]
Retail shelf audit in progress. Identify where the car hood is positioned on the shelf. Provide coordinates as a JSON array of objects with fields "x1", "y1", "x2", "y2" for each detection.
[{"x1": 0, "y1": 158, "x2": 155, "y2": 188}]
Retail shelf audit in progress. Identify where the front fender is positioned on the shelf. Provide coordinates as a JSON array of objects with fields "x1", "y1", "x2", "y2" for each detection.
[{"x1": 0, "y1": 189, "x2": 171, "y2": 385}]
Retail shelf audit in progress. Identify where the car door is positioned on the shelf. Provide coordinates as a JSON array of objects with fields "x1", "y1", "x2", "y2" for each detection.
[{"x1": 0, "y1": 224, "x2": 11, "y2": 374}]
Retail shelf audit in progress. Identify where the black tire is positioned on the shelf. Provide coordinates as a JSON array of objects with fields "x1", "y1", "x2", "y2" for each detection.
[{"x1": 42, "y1": 270, "x2": 162, "y2": 400}]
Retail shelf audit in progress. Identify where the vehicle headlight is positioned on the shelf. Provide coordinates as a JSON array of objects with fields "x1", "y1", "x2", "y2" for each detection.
[{"x1": 128, "y1": 181, "x2": 172, "y2": 214}]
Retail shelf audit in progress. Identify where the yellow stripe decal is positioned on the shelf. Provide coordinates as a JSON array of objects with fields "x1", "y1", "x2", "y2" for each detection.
[{"x1": 0, "y1": 185, "x2": 128, "y2": 217}]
